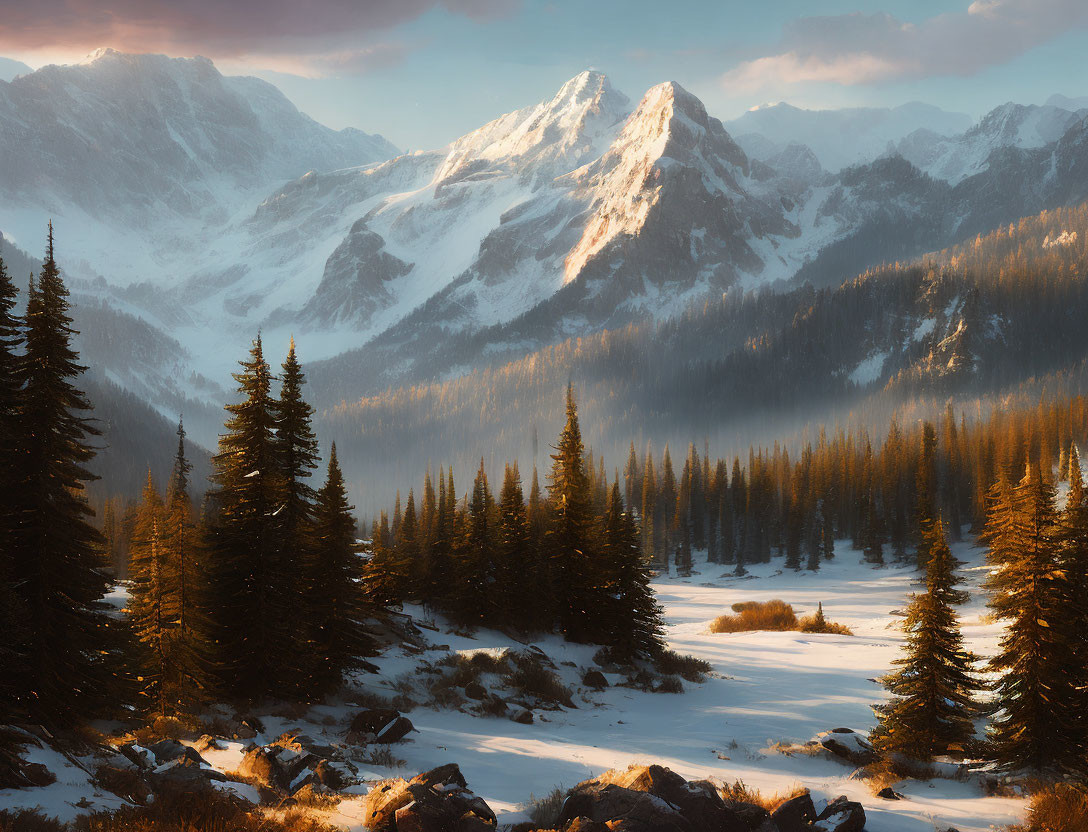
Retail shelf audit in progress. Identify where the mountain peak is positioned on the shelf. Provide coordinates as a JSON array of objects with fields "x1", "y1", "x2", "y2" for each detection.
[{"x1": 435, "y1": 69, "x2": 630, "y2": 180}]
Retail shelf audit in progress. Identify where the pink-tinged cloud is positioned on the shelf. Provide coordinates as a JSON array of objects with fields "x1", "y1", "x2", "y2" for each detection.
[
  {"x1": 0, "y1": 0, "x2": 516, "y2": 73},
  {"x1": 722, "y1": 0, "x2": 1088, "y2": 91}
]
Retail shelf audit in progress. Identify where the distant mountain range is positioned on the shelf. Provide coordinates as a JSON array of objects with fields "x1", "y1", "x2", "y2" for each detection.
[{"x1": 4, "y1": 50, "x2": 1088, "y2": 506}]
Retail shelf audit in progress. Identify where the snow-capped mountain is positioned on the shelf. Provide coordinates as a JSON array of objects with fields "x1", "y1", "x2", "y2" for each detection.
[
  {"x1": 726, "y1": 101, "x2": 973, "y2": 173},
  {"x1": 0, "y1": 49, "x2": 396, "y2": 284},
  {"x1": 0, "y1": 57, "x2": 30, "y2": 82},
  {"x1": 895, "y1": 102, "x2": 1086, "y2": 184}
]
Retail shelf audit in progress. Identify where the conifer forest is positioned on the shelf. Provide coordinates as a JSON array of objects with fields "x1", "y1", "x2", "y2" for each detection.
[{"x1": 5, "y1": 7, "x2": 1088, "y2": 830}]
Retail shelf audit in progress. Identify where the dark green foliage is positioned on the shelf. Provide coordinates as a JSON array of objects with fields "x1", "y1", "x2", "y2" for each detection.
[
  {"x1": 202, "y1": 334, "x2": 291, "y2": 699},
  {"x1": 306, "y1": 444, "x2": 377, "y2": 693},
  {"x1": 871, "y1": 518, "x2": 981, "y2": 761},
  {"x1": 10, "y1": 225, "x2": 123, "y2": 727}
]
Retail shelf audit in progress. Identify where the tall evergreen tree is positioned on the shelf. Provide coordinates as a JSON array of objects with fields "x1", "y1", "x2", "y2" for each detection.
[
  {"x1": 308, "y1": 444, "x2": 376, "y2": 695},
  {"x1": 204, "y1": 334, "x2": 290, "y2": 699},
  {"x1": 601, "y1": 481, "x2": 665, "y2": 662},
  {"x1": 871, "y1": 518, "x2": 980, "y2": 761},
  {"x1": 984, "y1": 463, "x2": 1080, "y2": 774},
  {"x1": 14, "y1": 225, "x2": 122, "y2": 726},
  {"x1": 496, "y1": 463, "x2": 534, "y2": 631},
  {"x1": 547, "y1": 384, "x2": 598, "y2": 640},
  {"x1": 0, "y1": 254, "x2": 29, "y2": 730}
]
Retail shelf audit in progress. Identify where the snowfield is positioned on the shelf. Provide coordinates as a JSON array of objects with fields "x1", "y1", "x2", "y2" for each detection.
[
  {"x1": 328, "y1": 542, "x2": 1023, "y2": 831},
  {"x1": 0, "y1": 543, "x2": 1026, "y2": 830}
]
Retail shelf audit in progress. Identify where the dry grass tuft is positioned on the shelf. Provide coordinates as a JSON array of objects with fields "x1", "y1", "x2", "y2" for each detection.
[
  {"x1": 1009, "y1": 783, "x2": 1088, "y2": 832},
  {"x1": 519, "y1": 784, "x2": 566, "y2": 828},
  {"x1": 710, "y1": 600, "x2": 798, "y2": 633},
  {"x1": 710, "y1": 600, "x2": 852, "y2": 635},
  {"x1": 719, "y1": 779, "x2": 809, "y2": 812}
]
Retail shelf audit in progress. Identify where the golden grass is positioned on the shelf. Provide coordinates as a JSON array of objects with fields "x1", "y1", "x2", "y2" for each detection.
[
  {"x1": 719, "y1": 779, "x2": 809, "y2": 812},
  {"x1": 710, "y1": 600, "x2": 852, "y2": 635},
  {"x1": 1010, "y1": 784, "x2": 1088, "y2": 832}
]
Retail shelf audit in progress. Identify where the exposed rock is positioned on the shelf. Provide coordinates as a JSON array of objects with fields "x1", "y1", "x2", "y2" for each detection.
[
  {"x1": 769, "y1": 791, "x2": 817, "y2": 832},
  {"x1": 876, "y1": 786, "x2": 901, "y2": 800},
  {"x1": 814, "y1": 796, "x2": 866, "y2": 832},
  {"x1": 145, "y1": 739, "x2": 187, "y2": 764},
  {"x1": 817, "y1": 729, "x2": 878, "y2": 767},
  {"x1": 194, "y1": 735, "x2": 224, "y2": 753},
  {"x1": 149, "y1": 755, "x2": 225, "y2": 791},
  {"x1": 511, "y1": 708, "x2": 534, "y2": 725},
  {"x1": 725, "y1": 801, "x2": 775, "y2": 832},
  {"x1": 362, "y1": 778, "x2": 414, "y2": 832},
  {"x1": 560, "y1": 765, "x2": 745, "y2": 832},
  {"x1": 560, "y1": 783, "x2": 689, "y2": 831},
  {"x1": 582, "y1": 670, "x2": 608, "y2": 690},
  {"x1": 367, "y1": 764, "x2": 496, "y2": 832},
  {"x1": 350, "y1": 708, "x2": 415, "y2": 744},
  {"x1": 464, "y1": 681, "x2": 488, "y2": 700}
]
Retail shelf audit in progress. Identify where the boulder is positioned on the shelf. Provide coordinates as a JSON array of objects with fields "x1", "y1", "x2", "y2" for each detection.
[
  {"x1": 465, "y1": 682, "x2": 488, "y2": 700},
  {"x1": 194, "y1": 735, "x2": 223, "y2": 754},
  {"x1": 390, "y1": 765, "x2": 496, "y2": 832},
  {"x1": 876, "y1": 786, "x2": 900, "y2": 800},
  {"x1": 582, "y1": 670, "x2": 608, "y2": 690},
  {"x1": 20, "y1": 762, "x2": 57, "y2": 788},
  {"x1": 149, "y1": 755, "x2": 225, "y2": 791},
  {"x1": 817, "y1": 730, "x2": 877, "y2": 766},
  {"x1": 769, "y1": 791, "x2": 817, "y2": 832},
  {"x1": 814, "y1": 796, "x2": 865, "y2": 832},
  {"x1": 237, "y1": 746, "x2": 281, "y2": 790},
  {"x1": 411, "y1": 763, "x2": 469, "y2": 790},
  {"x1": 145, "y1": 739, "x2": 188, "y2": 764},
  {"x1": 559, "y1": 783, "x2": 690, "y2": 831},
  {"x1": 312, "y1": 759, "x2": 345, "y2": 790},
  {"x1": 725, "y1": 801, "x2": 775, "y2": 832},
  {"x1": 606, "y1": 766, "x2": 746, "y2": 832},
  {"x1": 362, "y1": 778, "x2": 414, "y2": 832},
  {"x1": 350, "y1": 709, "x2": 415, "y2": 744},
  {"x1": 511, "y1": 708, "x2": 534, "y2": 725}
]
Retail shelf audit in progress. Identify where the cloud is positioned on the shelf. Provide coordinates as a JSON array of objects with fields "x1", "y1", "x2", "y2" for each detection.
[
  {"x1": 0, "y1": 0, "x2": 516, "y2": 74},
  {"x1": 722, "y1": 0, "x2": 1088, "y2": 91}
]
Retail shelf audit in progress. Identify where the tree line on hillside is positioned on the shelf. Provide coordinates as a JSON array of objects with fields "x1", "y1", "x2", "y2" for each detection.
[
  {"x1": 373, "y1": 393, "x2": 1088, "y2": 579},
  {"x1": 320, "y1": 201, "x2": 1088, "y2": 516},
  {"x1": 365, "y1": 384, "x2": 666, "y2": 663}
]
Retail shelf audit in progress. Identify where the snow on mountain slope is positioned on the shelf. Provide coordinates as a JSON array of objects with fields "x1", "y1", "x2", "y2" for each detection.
[
  {"x1": 896, "y1": 102, "x2": 1086, "y2": 184},
  {"x1": 727, "y1": 101, "x2": 972, "y2": 172},
  {"x1": 0, "y1": 49, "x2": 396, "y2": 287},
  {"x1": 0, "y1": 57, "x2": 30, "y2": 82}
]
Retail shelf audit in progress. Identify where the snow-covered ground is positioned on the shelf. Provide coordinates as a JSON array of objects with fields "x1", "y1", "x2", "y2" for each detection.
[
  {"x1": 325, "y1": 541, "x2": 1023, "y2": 831},
  {"x1": 0, "y1": 541, "x2": 1026, "y2": 830}
]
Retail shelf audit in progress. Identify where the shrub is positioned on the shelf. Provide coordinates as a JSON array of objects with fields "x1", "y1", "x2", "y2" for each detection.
[
  {"x1": 710, "y1": 600, "x2": 798, "y2": 633},
  {"x1": 520, "y1": 785, "x2": 566, "y2": 828},
  {"x1": 505, "y1": 654, "x2": 574, "y2": 708},
  {"x1": 719, "y1": 780, "x2": 809, "y2": 812},
  {"x1": 655, "y1": 650, "x2": 712, "y2": 681},
  {"x1": 710, "y1": 600, "x2": 853, "y2": 635},
  {"x1": 361, "y1": 746, "x2": 406, "y2": 769},
  {"x1": 69, "y1": 784, "x2": 339, "y2": 831},
  {"x1": 0, "y1": 810, "x2": 64, "y2": 832},
  {"x1": 1010, "y1": 783, "x2": 1088, "y2": 832},
  {"x1": 655, "y1": 676, "x2": 684, "y2": 694}
]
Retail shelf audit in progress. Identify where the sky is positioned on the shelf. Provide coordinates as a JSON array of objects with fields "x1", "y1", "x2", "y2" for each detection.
[{"x1": 2, "y1": 0, "x2": 1088, "y2": 149}]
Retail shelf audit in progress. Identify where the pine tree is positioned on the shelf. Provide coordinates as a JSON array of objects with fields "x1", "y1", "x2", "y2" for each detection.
[
  {"x1": 271, "y1": 339, "x2": 319, "y2": 691},
  {"x1": 203, "y1": 334, "x2": 291, "y2": 699},
  {"x1": 984, "y1": 463, "x2": 1079, "y2": 774},
  {"x1": 0, "y1": 254, "x2": 29, "y2": 730},
  {"x1": 456, "y1": 460, "x2": 495, "y2": 625},
  {"x1": 128, "y1": 474, "x2": 174, "y2": 716},
  {"x1": 871, "y1": 518, "x2": 980, "y2": 761},
  {"x1": 308, "y1": 444, "x2": 376, "y2": 695},
  {"x1": 547, "y1": 384, "x2": 598, "y2": 640},
  {"x1": 1053, "y1": 443, "x2": 1088, "y2": 769},
  {"x1": 163, "y1": 419, "x2": 204, "y2": 703},
  {"x1": 602, "y1": 481, "x2": 665, "y2": 662},
  {"x1": 496, "y1": 463, "x2": 533, "y2": 631},
  {"x1": 14, "y1": 225, "x2": 123, "y2": 726}
]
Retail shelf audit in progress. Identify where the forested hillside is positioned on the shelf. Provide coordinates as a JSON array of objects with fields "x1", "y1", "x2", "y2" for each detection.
[{"x1": 319, "y1": 203, "x2": 1088, "y2": 514}]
